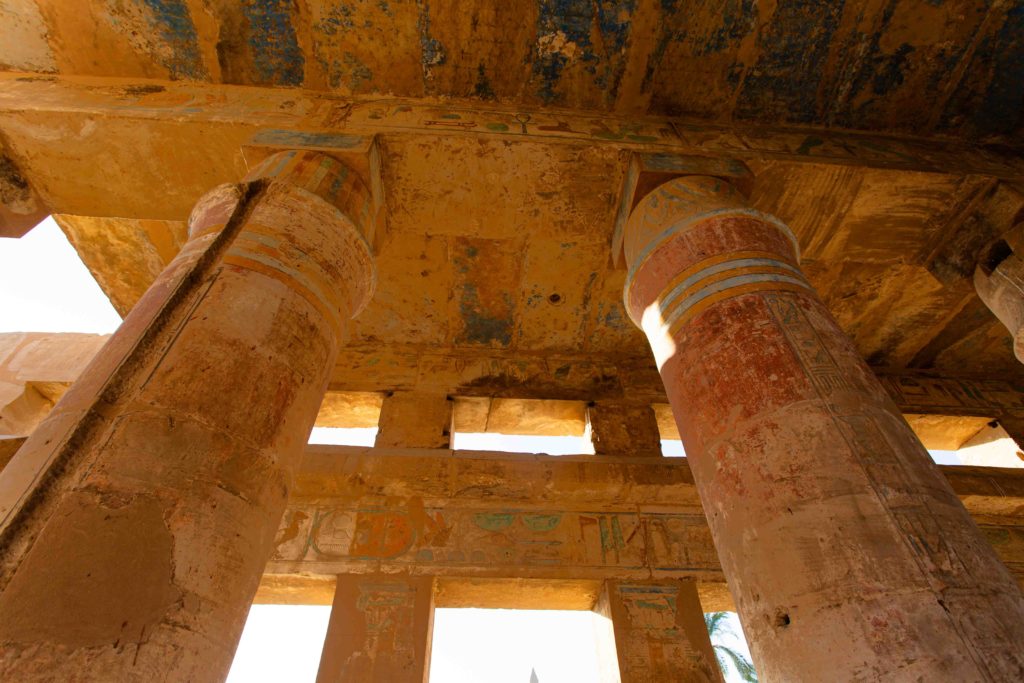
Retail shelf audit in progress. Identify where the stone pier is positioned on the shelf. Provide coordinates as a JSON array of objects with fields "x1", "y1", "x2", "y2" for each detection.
[
  {"x1": 0, "y1": 151, "x2": 375, "y2": 680},
  {"x1": 316, "y1": 574, "x2": 434, "y2": 683},
  {"x1": 622, "y1": 176, "x2": 1024, "y2": 681},
  {"x1": 593, "y1": 580, "x2": 722, "y2": 683}
]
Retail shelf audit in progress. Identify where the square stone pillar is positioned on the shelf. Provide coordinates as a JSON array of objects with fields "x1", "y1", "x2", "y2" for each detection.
[
  {"x1": 588, "y1": 401, "x2": 662, "y2": 456},
  {"x1": 316, "y1": 574, "x2": 435, "y2": 683},
  {"x1": 375, "y1": 391, "x2": 452, "y2": 448},
  {"x1": 593, "y1": 579, "x2": 722, "y2": 683}
]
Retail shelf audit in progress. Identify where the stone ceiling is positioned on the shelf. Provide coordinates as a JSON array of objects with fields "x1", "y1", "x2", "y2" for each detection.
[
  {"x1": 1, "y1": 1, "x2": 1022, "y2": 141},
  {"x1": 1, "y1": 1, "x2": 1023, "y2": 391}
]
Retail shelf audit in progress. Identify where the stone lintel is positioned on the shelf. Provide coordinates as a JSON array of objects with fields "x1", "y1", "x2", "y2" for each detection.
[
  {"x1": 1, "y1": 75, "x2": 1022, "y2": 204},
  {"x1": 6, "y1": 333, "x2": 1024, "y2": 422},
  {"x1": 588, "y1": 401, "x2": 662, "y2": 456},
  {"x1": 375, "y1": 391, "x2": 452, "y2": 449},
  {"x1": 452, "y1": 396, "x2": 588, "y2": 437},
  {"x1": 264, "y1": 447, "x2": 1024, "y2": 598}
]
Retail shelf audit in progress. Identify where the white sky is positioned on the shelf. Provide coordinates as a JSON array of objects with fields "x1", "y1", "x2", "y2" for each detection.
[
  {"x1": 6, "y1": 217, "x2": 986, "y2": 683},
  {"x1": 0, "y1": 217, "x2": 121, "y2": 334}
]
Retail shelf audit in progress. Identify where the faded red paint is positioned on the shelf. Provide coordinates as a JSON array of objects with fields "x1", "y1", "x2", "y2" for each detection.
[
  {"x1": 0, "y1": 151, "x2": 376, "y2": 680},
  {"x1": 624, "y1": 175, "x2": 1024, "y2": 682}
]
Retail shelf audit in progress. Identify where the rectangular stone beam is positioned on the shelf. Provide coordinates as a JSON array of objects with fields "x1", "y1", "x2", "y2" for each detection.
[
  {"x1": 4, "y1": 334, "x2": 1023, "y2": 423},
  {"x1": 331, "y1": 344, "x2": 1024, "y2": 419},
  {"x1": 1, "y1": 75, "x2": 1021, "y2": 209},
  {"x1": 265, "y1": 447, "x2": 1024, "y2": 592}
]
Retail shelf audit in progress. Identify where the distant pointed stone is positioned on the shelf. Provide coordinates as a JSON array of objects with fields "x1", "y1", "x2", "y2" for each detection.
[{"x1": 530, "y1": 667, "x2": 539, "y2": 683}]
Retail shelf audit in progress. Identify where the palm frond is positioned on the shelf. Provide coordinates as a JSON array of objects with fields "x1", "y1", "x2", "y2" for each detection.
[
  {"x1": 704, "y1": 611, "x2": 730, "y2": 637},
  {"x1": 718, "y1": 645, "x2": 758, "y2": 683}
]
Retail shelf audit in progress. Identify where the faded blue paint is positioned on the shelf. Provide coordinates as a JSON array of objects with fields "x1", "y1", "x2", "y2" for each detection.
[
  {"x1": 828, "y1": 1, "x2": 924, "y2": 129},
  {"x1": 532, "y1": 0, "x2": 636, "y2": 103},
  {"x1": 140, "y1": 0, "x2": 206, "y2": 79},
  {"x1": 418, "y1": 1, "x2": 446, "y2": 68},
  {"x1": 242, "y1": 0, "x2": 304, "y2": 86},
  {"x1": 735, "y1": 0, "x2": 845, "y2": 124},
  {"x1": 796, "y1": 135, "x2": 824, "y2": 155},
  {"x1": 643, "y1": 0, "x2": 755, "y2": 94},
  {"x1": 319, "y1": 4, "x2": 357, "y2": 35},
  {"x1": 697, "y1": 0, "x2": 758, "y2": 56},
  {"x1": 474, "y1": 63, "x2": 496, "y2": 99},
  {"x1": 870, "y1": 43, "x2": 916, "y2": 96},
  {"x1": 970, "y1": 4, "x2": 1024, "y2": 136},
  {"x1": 460, "y1": 283, "x2": 513, "y2": 346},
  {"x1": 250, "y1": 130, "x2": 365, "y2": 148}
]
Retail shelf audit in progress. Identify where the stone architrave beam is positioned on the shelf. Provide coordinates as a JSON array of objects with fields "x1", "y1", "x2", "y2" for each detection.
[
  {"x1": 0, "y1": 76, "x2": 1022, "y2": 228},
  {"x1": 264, "y1": 447, "x2": 1024, "y2": 594},
  {"x1": 4, "y1": 333, "x2": 1024, "y2": 420}
]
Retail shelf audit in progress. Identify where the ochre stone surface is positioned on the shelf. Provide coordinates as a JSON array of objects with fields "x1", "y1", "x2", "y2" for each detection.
[
  {"x1": 0, "y1": 332, "x2": 108, "y2": 436},
  {"x1": 54, "y1": 214, "x2": 187, "y2": 316},
  {"x1": 588, "y1": 400, "x2": 662, "y2": 456},
  {"x1": 315, "y1": 391, "x2": 384, "y2": 429},
  {"x1": 265, "y1": 447, "x2": 1024, "y2": 601},
  {"x1": 902, "y1": 413, "x2": 994, "y2": 450},
  {"x1": 0, "y1": 437, "x2": 25, "y2": 473},
  {"x1": 623, "y1": 175, "x2": 1024, "y2": 681},
  {"x1": 594, "y1": 580, "x2": 722, "y2": 683},
  {"x1": 452, "y1": 396, "x2": 588, "y2": 437},
  {"x1": 376, "y1": 391, "x2": 452, "y2": 449},
  {"x1": 0, "y1": 150, "x2": 375, "y2": 681},
  {"x1": 433, "y1": 577, "x2": 602, "y2": 610},
  {"x1": 3, "y1": 8, "x2": 1024, "y2": 678},
  {"x1": 316, "y1": 574, "x2": 433, "y2": 683}
]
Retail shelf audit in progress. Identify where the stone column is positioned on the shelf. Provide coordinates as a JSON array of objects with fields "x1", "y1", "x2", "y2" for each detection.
[
  {"x1": 593, "y1": 580, "x2": 722, "y2": 683},
  {"x1": 975, "y1": 242, "x2": 1024, "y2": 364},
  {"x1": 0, "y1": 150, "x2": 375, "y2": 681},
  {"x1": 622, "y1": 176, "x2": 1024, "y2": 681},
  {"x1": 316, "y1": 574, "x2": 434, "y2": 683}
]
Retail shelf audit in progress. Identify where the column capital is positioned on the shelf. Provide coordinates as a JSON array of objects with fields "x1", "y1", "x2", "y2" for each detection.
[
  {"x1": 621, "y1": 176, "x2": 806, "y2": 365},
  {"x1": 189, "y1": 150, "x2": 377, "y2": 326}
]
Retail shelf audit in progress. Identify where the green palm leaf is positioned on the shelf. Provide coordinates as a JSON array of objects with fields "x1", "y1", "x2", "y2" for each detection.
[{"x1": 705, "y1": 612, "x2": 757, "y2": 682}]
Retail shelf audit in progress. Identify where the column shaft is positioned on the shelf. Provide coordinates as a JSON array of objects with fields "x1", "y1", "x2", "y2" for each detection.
[
  {"x1": 593, "y1": 579, "x2": 722, "y2": 683},
  {"x1": 623, "y1": 176, "x2": 1024, "y2": 681},
  {"x1": 0, "y1": 151, "x2": 375, "y2": 681},
  {"x1": 975, "y1": 248, "x2": 1024, "y2": 363},
  {"x1": 316, "y1": 573, "x2": 434, "y2": 683}
]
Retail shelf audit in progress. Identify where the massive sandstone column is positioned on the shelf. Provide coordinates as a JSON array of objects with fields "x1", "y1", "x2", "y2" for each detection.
[
  {"x1": 974, "y1": 242, "x2": 1024, "y2": 364},
  {"x1": 622, "y1": 176, "x2": 1024, "y2": 681},
  {"x1": 0, "y1": 150, "x2": 375, "y2": 680}
]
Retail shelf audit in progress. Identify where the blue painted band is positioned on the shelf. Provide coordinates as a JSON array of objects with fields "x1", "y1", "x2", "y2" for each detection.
[
  {"x1": 662, "y1": 272, "x2": 812, "y2": 329},
  {"x1": 656, "y1": 257, "x2": 802, "y2": 320}
]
